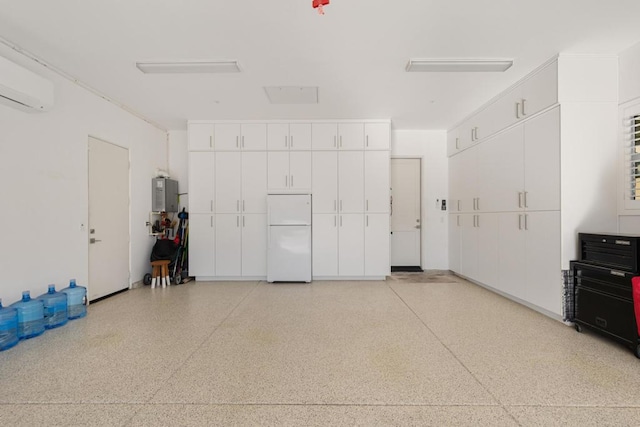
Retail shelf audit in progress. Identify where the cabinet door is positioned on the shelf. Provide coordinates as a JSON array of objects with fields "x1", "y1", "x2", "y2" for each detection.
[
  {"x1": 365, "y1": 151, "x2": 390, "y2": 213},
  {"x1": 267, "y1": 123, "x2": 289, "y2": 151},
  {"x1": 338, "y1": 214, "x2": 365, "y2": 276},
  {"x1": 449, "y1": 153, "x2": 463, "y2": 212},
  {"x1": 338, "y1": 151, "x2": 364, "y2": 213},
  {"x1": 289, "y1": 123, "x2": 312, "y2": 150},
  {"x1": 188, "y1": 152, "x2": 215, "y2": 213},
  {"x1": 214, "y1": 124, "x2": 241, "y2": 151},
  {"x1": 188, "y1": 123, "x2": 214, "y2": 151},
  {"x1": 476, "y1": 213, "x2": 499, "y2": 286},
  {"x1": 312, "y1": 123, "x2": 338, "y2": 150},
  {"x1": 365, "y1": 214, "x2": 390, "y2": 276},
  {"x1": 457, "y1": 148, "x2": 478, "y2": 212},
  {"x1": 477, "y1": 126, "x2": 524, "y2": 213},
  {"x1": 524, "y1": 211, "x2": 561, "y2": 315},
  {"x1": 488, "y1": 86, "x2": 522, "y2": 136},
  {"x1": 498, "y1": 212, "x2": 526, "y2": 298},
  {"x1": 289, "y1": 151, "x2": 312, "y2": 191},
  {"x1": 188, "y1": 214, "x2": 215, "y2": 276},
  {"x1": 215, "y1": 214, "x2": 242, "y2": 276},
  {"x1": 447, "y1": 128, "x2": 461, "y2": 157},
  {"x1": 242, "y1": 152, "x2": 267, "y2": 213},
  {"x1": 267, "y1": 151, "x2": 290, "y2": 192},
  {"x1": 521, "y1": 62, "x2": 558, "y2": 120},
  {"x1": 215, "y1": 152, "x2": 242, "y2": 213},
  {"x1": 312, "y1": 214, "x2": 338, "y2": 276},
  {"x1": 312, "y1": 151, "x2": 338, "y2": 213},
  {"x1": 241, "y1": 214, "x2": 267, "y2": 276},
  {"x1": 459, "y1": 214, "x2": 478, "y2": 280},
  {"x1": 338, "y1": 123, "x2": 364, "y2": 150},
  {"x1": 365, "y1": 123, "x2": 390, "y2": 150},
  {"x1": 524, "y1": 107, "x2": 560, "y2": 211},
  {"x1": 448, "y1": 215, "x2": 461, "y2": 273},
  {"x1": 241, "y1": 123, "x2": 267, "y2": 150}
]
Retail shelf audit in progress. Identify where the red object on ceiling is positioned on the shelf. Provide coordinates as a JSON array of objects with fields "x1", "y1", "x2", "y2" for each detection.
[{"x1": 312, "y1": 0, "x2": 330, "y2": 15}]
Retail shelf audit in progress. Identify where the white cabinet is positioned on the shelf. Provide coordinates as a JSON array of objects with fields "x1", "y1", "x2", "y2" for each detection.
[
  {"x1": 188, "y1": 123, "x2": 215, "y2": 151},
  {"x1": 365, "y1": 123, "x2": 390, "y2": 150},
  {"x1": 189, "y1": 152, "x2": 215, "y2": 213},
  {"x1": 498, "y1": 212, "x2": 526, "y2": 299},
  {"x1": 338, "y1": 214, "x2": 365, "y2": 276},
  {"x1": 312, "y1": 123, "x2": 338, "y2": 150},
  {"x1": 215, "y1": 123, "x2": 267, "y2": 151},
  {"x1": 365, "y1": 151, "x2": 390, "y2": 213},
  {"x1": 449, "y1": 215, "x2": 461, "y2": 273},
  {"x1": 267, "y1": 151, "x2": 312, "y2": 192},
  {"x1": 365, "y1": 214, "x2": 390, "y2": 276},
  {"x1": 338, "y1": 151, "x2": 364, "y2": 213},
  {"x1": 312, "y1": 213, "x2": 338, "y2": 276},
  {"x1": 188, "y1": 214, "x2": 215, "y2": 276},
  {"x1": 215, "y1": 214, "x2": 242, "y2": 276},
  {"x1": 457, "y1": 148, "x2": 478, "y2": 213},
  {"x1": 520, "y1": 62, "x2": 558, "y2": 121},
  {"x1": 215, "y1": 152, "x2": 242, "y2": 213},
  {"x1": 338, "y1": 123, "x2": 364, "y2": 150},
  {"x1": 242, "y1": 152, "x2": 267, "y2": 214},
  {"x1": 312, "y1": 152, "x2": 338, "y2": 213},
  {"x1": 267, "y1": 123, "x2": 312, "y2": 151},
  {"x1": 459, "y1": 214, "x2": 478, "y2": 280},
  {"x1": 476, "y1": 213, "x2": 499, "y2": 286},
  {"x1": 241, "y1": 214, "x2": 267, "y2": 276}
]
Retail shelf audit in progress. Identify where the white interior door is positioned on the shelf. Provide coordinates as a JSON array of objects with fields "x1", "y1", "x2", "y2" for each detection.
[
  {"x1": 390, "y1": 158, "x2": 421, "y2": 266},
  {"x1": 88, "y1": 137, "x2": 129, "y2": 301}
]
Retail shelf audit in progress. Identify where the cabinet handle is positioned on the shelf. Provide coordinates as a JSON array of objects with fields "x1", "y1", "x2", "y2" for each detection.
[
  {"x1": 521, "y1": 99, "x2": 526, "y2": 116},
  {"x1": 211, "y1": 216, "x2": 213, "y2": 227},
  {"x1": 243, "y1": 216, "x2": 245, "y2": 227},
  {"x1": 210, "y1": 200, "x2": 213, "y2": 211},
  {"x1": 518, "y1": 214, "x2": 522, "y2": 230},
  {"x1": 366, "y1": 215, "x2": 369, "y2": 227},
  {"x1": 334, "y1": 136, "x2": 337, "y2": 147},
  {"x1": 236, "y1": 216, "x2": 239, "y2": 227},
  {"x1": 455, "y1": 137, "x2": 459, "y2": 149},
  {"x1": 366, "y1": 135, "x2": 369, "y2": 147},
  {"x1": 340, "y1": 200, "x2": 343, "y2": 211},
  {"x1": 516, "y1": 102, "x2": 520, "y2": 119},
  {"x1": 236, "y1": 136, "x2": 239, "y2": 148},
  {"x1": 243, "y1": 200, "x2": 245, "y2": 212},
  {"x1": 524, "y1": 214, "x2": 528, "y2": 231},
  {"x1": 291, "y1": 175, "x2": 294, "y2": 187},
  {"x1": 476, "y1": 215, "x2": 480, "y2": 228},
  {"x1": 242, "y1": 136, "x2": 245, "y2": 148},
  {"x1": 471, "y1": 128, "x2": 475, "y2": 141},
  {"x1": 334, "y1": 216, "x2": 337, "y2": 227},
  {"x1": 340, "y1": 135, "x2": 343, "y2": 148},
  {"x1": 475, "y1": 127, "x2": 479, "y2": 140},
  {"x1": 291, "y1": 135, "x2": 293, "y2": 147},
  {"x1": 209, "y1": 135, "x2": 213, "y2": 148},
  {"x1": 366, "y1": 200, "x2": 369, "y2": 211},
  {"x1": 457, "y1": 200, "x2": 460, "y2": 211},
  {"x1": 518, "y1": 192, "x2": 523, "y2": 208},
  {"x1": 340, "y1": 216, "x2": 343, "y2": 227},
  {"x1": 524, "y1": 191, "x2": 528, "y2": 208}
]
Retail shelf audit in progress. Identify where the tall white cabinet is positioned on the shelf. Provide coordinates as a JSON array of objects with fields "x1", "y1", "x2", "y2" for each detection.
[
  {"x1": 448, "y1": 55, "x2": 619, "y2": 319},
  {"x1": 189, "y1": 120, "x2": 391, "y2": 281}
]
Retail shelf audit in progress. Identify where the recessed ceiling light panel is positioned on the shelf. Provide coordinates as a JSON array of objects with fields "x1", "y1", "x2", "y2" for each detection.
[
  {"x1": 406, "y1": 59, "x2": 513, "y2": 72},
  {"x1": 136, "y1": 60, "x2": 241, "y2": 74},
  {"x1": 264, "y1": 86, "x2": 318, "y2": 104}
]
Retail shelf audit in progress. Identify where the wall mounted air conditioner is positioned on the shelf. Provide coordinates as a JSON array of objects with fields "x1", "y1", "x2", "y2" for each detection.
[{"x1": 0, "y1": 54, "x2": 54, "y2": 112}]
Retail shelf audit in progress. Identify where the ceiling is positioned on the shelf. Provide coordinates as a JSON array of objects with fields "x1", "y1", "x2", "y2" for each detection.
[{"x1": 2, "y1": 0, "x2": 640, "y2": 131}]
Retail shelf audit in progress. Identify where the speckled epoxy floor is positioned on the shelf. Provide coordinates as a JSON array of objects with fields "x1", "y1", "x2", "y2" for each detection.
[{"x1": 1, "y1": 274, "x2": 640, "y2": 426}]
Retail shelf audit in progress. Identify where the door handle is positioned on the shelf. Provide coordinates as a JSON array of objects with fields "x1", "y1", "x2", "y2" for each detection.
[{"x1": 89, "y1": 238, "x2": 102, "y2": 244}]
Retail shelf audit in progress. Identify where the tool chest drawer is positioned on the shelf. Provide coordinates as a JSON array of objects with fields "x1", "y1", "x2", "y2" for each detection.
[{"x1": 579, "y1": 233, "x2": 640, "y2": 272}]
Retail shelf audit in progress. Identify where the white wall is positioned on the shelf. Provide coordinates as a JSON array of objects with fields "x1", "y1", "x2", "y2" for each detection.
[
  {"x1": 0, "y1": 45, "x2": 167, "y2": 304},
  {"x1": 168, "y1": 130, "x2": 188, "y2": 211},
  {"x1": 391, "y1": 130, "x2": 449, "y2": 270}
]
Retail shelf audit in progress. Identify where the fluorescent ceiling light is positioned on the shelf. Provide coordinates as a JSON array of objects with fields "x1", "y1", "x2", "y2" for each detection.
[
  {"x1": 406, "y1": 59, "x2": 513, "y2": 72},
  {"x1": 264, "y1": 86, "x2": 319, "y2": 104},
  {"x1": 136, "y1": 60, "x2": 241, "y2": 74}
]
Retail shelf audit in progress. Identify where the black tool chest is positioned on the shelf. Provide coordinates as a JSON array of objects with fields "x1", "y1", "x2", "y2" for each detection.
[{"x1": 571, "y1": 233, "x2": 640, "y2": 358}]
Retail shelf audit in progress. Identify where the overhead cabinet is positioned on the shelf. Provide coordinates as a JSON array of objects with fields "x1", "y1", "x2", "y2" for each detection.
[
  {"x1": 448, "y1": 55, "x2": 618, "y2": 318},
  {"x1": 189, "y1": 120, "x2": 391, "y2": 281}
]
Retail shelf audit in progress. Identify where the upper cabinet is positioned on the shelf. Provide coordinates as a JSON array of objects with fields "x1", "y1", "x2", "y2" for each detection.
[
  {"x1": 338, "y1": 123, "x2": 365, "y2": 150},
  {"x1": 188, "y1": 123, "x2": 215, "y2": 151},
  {"x1": 267, "y1": 123, "x2": 312, "y2": 151},
  {"x1": 365, "y1": 123, "x2": 391, "y2": 150},
  {"x1": 214, "y1": 123, "x2": 267, "y2": 151}
]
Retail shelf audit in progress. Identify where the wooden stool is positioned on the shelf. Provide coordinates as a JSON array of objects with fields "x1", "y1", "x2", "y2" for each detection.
[{"x1": 150, "y1": 260, "x2": 171, "y2": 288}]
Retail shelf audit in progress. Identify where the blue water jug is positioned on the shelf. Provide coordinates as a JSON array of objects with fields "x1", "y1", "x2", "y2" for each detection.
[
  {"x1": 10, "y1": 291, "x2": 45, "y2": 339},
  {"x1": 61, "y1": 279, "x2": 87, "y2": 320},
  {"x1": 37, "y1": 284, "x2": 68, "y2": 329},
  {"x1": 0, "y1": 299, "x2": 19, "y2": 351}
]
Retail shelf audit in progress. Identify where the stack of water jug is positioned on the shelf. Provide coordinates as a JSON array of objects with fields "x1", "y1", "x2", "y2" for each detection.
[{"x1": 0, "y1": 279, "x2": 87, "y2": 352}]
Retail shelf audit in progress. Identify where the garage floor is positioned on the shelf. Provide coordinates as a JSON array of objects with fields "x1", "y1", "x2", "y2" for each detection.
[{"x1": 1, "y1": 273, "x2": 639, "y2": 426}]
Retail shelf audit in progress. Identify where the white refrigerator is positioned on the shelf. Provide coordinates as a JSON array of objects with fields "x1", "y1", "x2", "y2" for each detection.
[{"x1": 267, "y1": 194, "x2": 312, "y2": 282}]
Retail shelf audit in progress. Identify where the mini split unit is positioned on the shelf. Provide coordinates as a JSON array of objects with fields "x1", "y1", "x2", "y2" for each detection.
[{"x1": 0, "y1": 55, "x2": 54, "y2": 112}]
